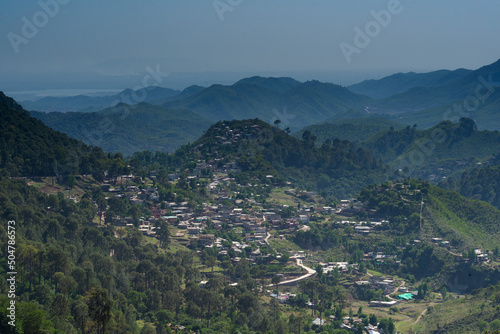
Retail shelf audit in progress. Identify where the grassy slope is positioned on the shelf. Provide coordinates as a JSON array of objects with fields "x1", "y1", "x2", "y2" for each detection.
[{"x1": 413, "y1": 290, "x2": 499, "y2": 333}]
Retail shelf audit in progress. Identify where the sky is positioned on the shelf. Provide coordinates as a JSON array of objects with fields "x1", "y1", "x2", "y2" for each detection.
[{"x1": 1, "y1": 0, "x2": 500, "y2": 92}]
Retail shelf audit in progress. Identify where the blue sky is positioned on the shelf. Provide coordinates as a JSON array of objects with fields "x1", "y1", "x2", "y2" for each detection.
[{"x1": 1, "y1": 0, "x2": 500, "y2": 91}]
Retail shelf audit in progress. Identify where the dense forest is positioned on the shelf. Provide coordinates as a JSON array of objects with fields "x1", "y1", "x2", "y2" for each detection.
[
  {"x1": 439, "y1": 155, "x2": 500, "y2": 209},
  {"x1": 0, "y1": 92, "x2": 124, "y2": 181},
  {"x1": 0, "y1": 176, "x2": 283, "y2": 333},
  {"x1": 31, "y1": 103, "x2": 212, "y2": 156}
]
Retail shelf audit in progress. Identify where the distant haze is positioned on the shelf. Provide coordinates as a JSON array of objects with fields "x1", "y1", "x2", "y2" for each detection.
[{"x1": 1, "y1": 0, "x2": 500, "y2": 92}]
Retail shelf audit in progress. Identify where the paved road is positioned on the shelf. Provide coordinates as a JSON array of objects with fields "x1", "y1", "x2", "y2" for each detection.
[{"x1": 270, "y1": 258, "x2": 316, "y2": 287}]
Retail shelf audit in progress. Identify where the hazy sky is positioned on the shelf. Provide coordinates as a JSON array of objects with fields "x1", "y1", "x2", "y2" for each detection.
[{"x1": 1, "y1": 0, "x2": 500, "y2": 91}]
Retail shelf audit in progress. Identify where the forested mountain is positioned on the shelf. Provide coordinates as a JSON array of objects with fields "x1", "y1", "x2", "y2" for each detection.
[
  {"x1": 439, "y1": 154, "x2": 500, "y2": 209},
  {"x1": 392, "y1": 89, "x2": 500, "y2": 131},
  {"x1": 294, "y1": 116, "x2": 405, "y2": 144},
  {"x1": 31, "y1": 103, "x2": 212, "y2": 156},
  {"x1": 367, "y1": 59, "x2": 500, "y2": 131},
  {"x1": 234, "y1": 76, "x2": 301, "y2": 93},
  {"x1": 362, "y1": 118, "x2": 500, "y2": 180},
  {"x1": 0, "y1": 92, "x2": 114, "y2": 179},
  {"x1": 164, "y1": 83, "x2": 282, "y2": 124},
  {"x1": 21, "y1": 86, "x2": 182, "y2": 113},
  {"x1": 164, "y1": 80, "x2": 372, "y2": 131},
  {"x1": 348, "y1": 68, "x2": 471, "y2": 99},
  {"x1": 174, "y1": 119, "x2": 388, "y2": 199}
]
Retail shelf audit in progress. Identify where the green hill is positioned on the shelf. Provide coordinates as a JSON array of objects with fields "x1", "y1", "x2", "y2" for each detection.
[
  {"x1": 391, "y1": 90, "x2": 500, "y2": 131},
  {"x1": 439, "y1": 155, "x2": 500, "y2": 210},
  {"x1": 348, "y1": 68, "x2": 471, "y2": 99},
  {"x1": 234, "y1": 76, "x2": 301, "y2": 93},
  {"x1": 31, "y1": 102, "x2": 212, "y2": 156},
  {"x1": 359, "y1": 180, "x2": 500, "y2": 251},
  {"x1": 164, "y1": 79, "x2": 372, "y2": 131},
  {"x1": 294, "y1": 116, "x2": 405, "y2": 144},
  {"x1": 412, "y1": 283, "x2": 500, "y2": 334},
  {"x1": 21, "y1": 86, "x2": 182, "y2": 112},
  {"x1": 361, "y1": 118, "x2": 500, "y2": 181},
  {"x1": 0, "y1": 92, "x2": 110, "y2": 178},
  {"x1": 367, "y1": 59, "x2": 500, "y2": 132},
  {"x1": 175, "y1": 119, "x2": 388, "y2": 199},
  {"x1": 164, "y1": 83, "x2": 282, "y2": 123}
]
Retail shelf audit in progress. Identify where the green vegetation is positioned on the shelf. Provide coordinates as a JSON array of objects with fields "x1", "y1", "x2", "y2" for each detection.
[
  {"x1": 362, "y1": 118, "x2": 500, "y2": 180},
  {"x1": 413, "y1": 282, "x2": 500, "y2": 333},
  {"x1": 295, "y1": 116, "x2": 405, "y2": 144},
  {"x1": 439, "y1": 155, "x2": 500, "y2": 209},
  {"x1": 165, "y1": 79, "x2": 372, "y2": 131},
  {"x1": 31, "y1": 102, "x2": 212, "y2": 156},
  {"x1": 180, "y1": 119, "x2": 388, "y2": 199},
  {"x1": 348, "y1": 68, "x2": 471, "y2": 99},
  {"x1": 0, "y1": 92, "x2": 117, "y2": 180}
]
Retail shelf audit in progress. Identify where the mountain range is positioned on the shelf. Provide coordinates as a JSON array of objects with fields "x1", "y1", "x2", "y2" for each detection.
[{"x1": 31, "y1": 103, "x2": 212, "y2": 157}]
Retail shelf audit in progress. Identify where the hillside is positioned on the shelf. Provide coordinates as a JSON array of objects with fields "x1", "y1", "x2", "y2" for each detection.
[
  {"x1": 294, "y1": 116, "x2": 405, "y2": 144},
  {"x1": 164, "y1": 83, "x2": 282, "y2": 123},
  {"x1": 31, "y1": 103, "x2": 212, "y2": 156},
  {"x1": 358, "y1": 180, "x2": 500, "y2": 251},
  {"x1": 175, "y1": 119, "x2": 388, "y2": 199},
  {"x1": 0, "y1": 92, "x2": 112, "y2": 179},
  {"x1": 348, "y1": 68, "x2": 471, "y2": 99},
  {"x1": 367, "y1": 58, "x2": 500, "y2": 131},
  {"x1": 439, "y1": 155, "x2": 500, "y2": 210},
  {"x1": 392, "y1": 89, "x2": 500, "y2": 131},
  {"x1": 234, "y1": 76, "x2": 301, "y2": 93},
  {"x1": 21, "y1": 86, "x2": 182, "y2": 112},
  {"x1": 412, "y1": 283, "x2": 500, "y2": 333},
  {"x1": 361, "y1": 118, "x2": 500, "y2": 181},
  {"x1": 165, "y1": 79, "x2": 372, "y2": 131}
]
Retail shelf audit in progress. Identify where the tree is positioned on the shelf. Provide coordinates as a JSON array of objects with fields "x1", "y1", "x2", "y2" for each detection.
[
  {"x1": 490, "y1": 319, "x2": 500, "y2": 331},
  {"x1": 378, "y1": 318, "x2": 395, "y2": 334},
  {"x1": 18, "y1": 302, "x2": 55, "y2": 334},
  {"x1": 206, "y1": 256, "x2": 217, "y2": 273},
  {"x1": 83, "y1": 287, "x2": 113, "y2": 334},
  {"x1": 274, "y1": 119, "x2": 282, "y2": 128},
  {"x1": 140, "y1": 323, "x2": 157, "y2": 334},
  {"x1": 440, "y1": 286, "x2": 447, "y2": 301},
  {"x1": 157, "y1": 221, "x2": 171, "y2": 248},
  {"x1": 272, "y1": 275, "x2": 282, "y2": 295},
  {"x1": 72, "y1": 300, "x2": 88, "y2": 334},
  {"x1": 67, "y1": 174, "x2": 77, "y2": 188}
]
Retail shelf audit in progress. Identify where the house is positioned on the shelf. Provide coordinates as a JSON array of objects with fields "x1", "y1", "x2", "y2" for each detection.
[
  {"x1": 264, "y1": 212, "x2": 281, "y2": 221},
  {"x1": 198, "y1": 234, "x2": 215, "y2": 246},
  {"x1": 187, "y1": 227, "x2": 202, "y2": 235},
  {"x1": 312, "y1": 318, "x2": 324, "y2": 326},
  {"x1": 355, "y1": 225, "x2": 371, "y2": 234},
  {"x1": 298, "y1": 215, "x2": 309, "y2": 223},
  {"x1": 369, "y1": 300, "x2": 398, "y2": 307}
]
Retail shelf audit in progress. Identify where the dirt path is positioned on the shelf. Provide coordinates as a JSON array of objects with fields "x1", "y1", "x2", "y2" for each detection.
[
  {"x1": 386, "y1": 280, "x2": 405, "y2": 300},
  {"x1": 412, "y1": 303, "x2": 434, "y2": 327}
]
